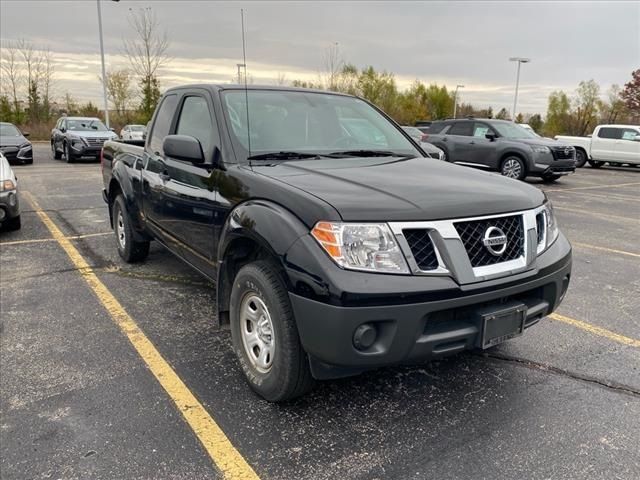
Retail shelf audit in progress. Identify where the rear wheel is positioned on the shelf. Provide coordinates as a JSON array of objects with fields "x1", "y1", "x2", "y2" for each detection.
[
  {"x1": 501, "y1": 156, "x2": 526, "y2": 180},
  {"x1": 230, "y1": 260, "x2": 314, "y2": 402},
  {"x1": 589, "y1": 160, "x2": 604, "y2": 168},
  {"x1": 575, "y1": 149, "x2": 587, "y2": 168},
  {"x1": 112, "y1": 195, "x2": 149, "y2": 263}
]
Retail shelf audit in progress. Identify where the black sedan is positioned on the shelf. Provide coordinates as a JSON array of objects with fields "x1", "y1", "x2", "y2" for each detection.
[{"x1": 0, "y1": 122, "x2": 32, "y2": 165}]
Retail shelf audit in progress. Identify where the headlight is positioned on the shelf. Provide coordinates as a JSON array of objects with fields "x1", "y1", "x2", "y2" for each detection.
[
  {"x1": 18, "y1": 142, "x2": 31, "y2": 150},
  {"x1": 311, "y1": 222, "x2": 409, "y2": 274},
  {"x1": 0, "y1": 179, "x2": 16, "y2": 192},
  {"x1": 537, "y1": 201, "x2": 559, "y2": 254},
  {"x1": 530, "y1": 145, "x2": 550, "y2": 154}
]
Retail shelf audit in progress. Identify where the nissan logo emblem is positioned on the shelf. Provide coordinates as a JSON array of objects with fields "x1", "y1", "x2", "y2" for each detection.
[
  {"x1": 564, "y1": 147, "x2": 571, "y2": 156},
  {"x1": 482, "y1": 226, "x2": 508, "y2": 256}
]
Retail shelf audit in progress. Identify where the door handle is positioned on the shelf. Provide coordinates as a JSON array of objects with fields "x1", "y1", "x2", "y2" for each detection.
[
  {"x1": 442, "y1": 137, "x2": 448, "y2": 142},
  {"x1": 469, "y1": 141, "x2": 476, "y2": 145}
]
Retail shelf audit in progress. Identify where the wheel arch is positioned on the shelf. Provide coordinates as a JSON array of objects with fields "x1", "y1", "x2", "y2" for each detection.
[{"x1": 216, "y1": 200, "x2": 309, "y2": 326}]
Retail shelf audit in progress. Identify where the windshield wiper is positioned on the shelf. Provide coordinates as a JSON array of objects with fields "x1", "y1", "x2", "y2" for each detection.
[
  {"x1": 247, "y1": 151, "x2": 321, "y2": 161},
  {"x1": 326, "y1": 149, "x2": 414, "y2": 159}
]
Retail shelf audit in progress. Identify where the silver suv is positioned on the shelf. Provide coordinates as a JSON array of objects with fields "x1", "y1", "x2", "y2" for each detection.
[{"x1": 425, "y1": 118, "x2": 576, "y2": 182}]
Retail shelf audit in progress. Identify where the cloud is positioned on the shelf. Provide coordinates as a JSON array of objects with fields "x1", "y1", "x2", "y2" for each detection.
[{"x1": 1, "y1": 0, "x2": 637, "y2": 114}]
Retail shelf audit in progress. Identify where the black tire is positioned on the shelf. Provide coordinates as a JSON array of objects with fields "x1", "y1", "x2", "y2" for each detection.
[
  {"x1": 542, "y1": 174, "x2": 562, "y2": 183},
  {"x1": 575, "y1": 149, "x2": 587, "y2": 168},
  {"x1": 230, "y1": 260, "x2": 314, "y2": 402},
  {"x1": 500, "y1": 155, "x2": 526, "y2": 180},
  {"x1": 2, "y1": 215, "x2": 21, "y2": 231},
  {"x1": 52, "y1": 142, "x2": 62, "y2": 160},
  {"x1": 112, "y1": 195, "x2": 150, "y2": 263},
  {"x1": 589, "y1": 160, "x2": 603, "y2": 168},
  {"x1": 64, "y1": 142, "x2": 74, "y2": 163}
]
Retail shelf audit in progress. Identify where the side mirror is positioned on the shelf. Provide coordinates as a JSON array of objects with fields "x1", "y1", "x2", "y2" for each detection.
[
  {"x1": 485, "y1": 132, "x2": 497, "y2": 141},
  {"x1": 60, "y1": 127, "x2": 66, "y2": 133},
  {"x1": 110, "y1": 128, "x2": 116, "y2": 133},
  {"x1": 163, "y1": 135, "x2": 205, "y2": 164},
  {"x1": 22, "y1": 132, "x2": 30, "y2": 138}
]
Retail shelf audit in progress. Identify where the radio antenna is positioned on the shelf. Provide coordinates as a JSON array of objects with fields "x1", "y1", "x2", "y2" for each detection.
[{"x1": 241, "y1": 9, "x2": 252, "y2": 162}]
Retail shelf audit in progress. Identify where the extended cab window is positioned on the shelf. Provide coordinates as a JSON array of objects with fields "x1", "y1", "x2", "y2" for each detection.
[
  {"x1": 597, "y1": 127, "x2": 621, "y2": 139},
  {"x1": 176, "y1": 96, "x2": 217, "y2": 155},
  {"x1": 149, "y1": 94, "x2": 178, "y2": 155},
  {"x1": 448, "y1": 122, "x2": 473, "y2": 136}
]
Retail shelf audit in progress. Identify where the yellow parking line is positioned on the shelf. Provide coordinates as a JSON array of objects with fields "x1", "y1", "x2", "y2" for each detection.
[
  {"x1": 545, "y1": 181, "x2": 640, "y2": 193},
  {"x1": 573, "y1": 242, "x2": 640, "y2": 259},
  {"x1": 549, "y1": 313, "x2": 640, "y2": 348},
  {"x1": 553, "y1": 206, "x2": 638, "y2": 223},
  {"x1": 22, "y1": 191, "x2": 259, "y2": 480},
  {"x1": 0, "y1": 232, "x2": 112, "y2": 246}
]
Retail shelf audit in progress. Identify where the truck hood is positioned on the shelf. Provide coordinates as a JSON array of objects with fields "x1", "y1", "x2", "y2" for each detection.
[{"x1": 255, "y1": 157, "x2": 545, "y2": 221}]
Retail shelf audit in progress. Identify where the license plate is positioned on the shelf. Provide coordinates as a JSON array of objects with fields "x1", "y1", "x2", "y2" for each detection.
[{"x1": 480, "y1": 304, "x2": 526, "y2": 349}]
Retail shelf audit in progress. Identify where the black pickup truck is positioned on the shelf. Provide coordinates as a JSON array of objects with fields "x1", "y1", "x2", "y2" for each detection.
[{"x1": 101, "y1": 85, "x2": 572, "y2": 402}]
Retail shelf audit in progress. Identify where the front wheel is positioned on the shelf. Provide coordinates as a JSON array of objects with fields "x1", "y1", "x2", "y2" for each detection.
[
  {"x1": 64, "y1": 142, "x2": 74, "y2": 163},
  {"x1": 52, "y1": 141, "x2": 62, "y2": 160},
  {"x1": 2, "y1": 215, "x2": 21, "y2": 231},
  {"x1": 575, "y1": 149, "x2": 587, "y2": 168},
  {"x1": 112, "y1": 195, "x2": 150, "y2": 263},
  {"x1": 501, "y1": 156, "x2": 526, "y2": 180},
  {"x1": 230, "y1": 260, "x2": 314, "y2": 402},
  {"x1": 589, "y1": 160, "x2": 604, "y2": 168}
]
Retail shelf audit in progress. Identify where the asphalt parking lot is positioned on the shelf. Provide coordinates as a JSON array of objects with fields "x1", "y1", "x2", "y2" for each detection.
[{"x1": 1, "y1": 143, "x2": 639, "y2": 480}]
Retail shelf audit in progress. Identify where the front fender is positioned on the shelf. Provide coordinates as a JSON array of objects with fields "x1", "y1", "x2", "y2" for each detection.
[{"x1": 216, "y1": 200, "x2": 310, "y2": 318}]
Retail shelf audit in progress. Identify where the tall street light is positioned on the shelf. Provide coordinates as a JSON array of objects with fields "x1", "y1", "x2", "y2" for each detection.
[
  {"x1": 453, "y1": 84, "x2": 464, "y2": 119},
  {"x1": 97, "y1": 0, "x2": 119, "y2": 128},
  {"x1": 509, "y1": 57, "x2": 530, "y2": 121}
]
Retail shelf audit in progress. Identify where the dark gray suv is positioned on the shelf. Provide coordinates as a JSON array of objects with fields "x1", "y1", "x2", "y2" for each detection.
[{"x1": 425, "y1": 119, "x2": 576, "y2": 182}]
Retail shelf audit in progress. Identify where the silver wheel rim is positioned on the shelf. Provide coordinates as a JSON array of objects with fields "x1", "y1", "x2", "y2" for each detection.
[
  {"x1": 502, "y1": 158, "x2": 522, "y2": 178},
  {"x1": 116, "y1": 209, "x2": 126, "y2": 249},
  {"x1": 239, "y1": 294, "x2": 275, "y2": 373}
]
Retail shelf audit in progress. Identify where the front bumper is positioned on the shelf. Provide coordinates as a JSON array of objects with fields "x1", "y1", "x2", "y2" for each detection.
[
  {"x1": 0, "y1": 145, "x2": 32, "y2": 164},
  {"x1": 287, "y1": 232, "x2": 572, "y2": 379},
  {"x1": 0, "y1": 190, "x2": 20, "y2": 222},
  {"x1": 70, "y1": 142, "x2": 102, "y2": 157},
  {"x1": 530, "y1": 152, "x2": 576, "y2": 176}
]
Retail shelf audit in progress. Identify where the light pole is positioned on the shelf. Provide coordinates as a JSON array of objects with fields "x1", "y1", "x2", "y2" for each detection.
[
  {"x1": 97, "y1": 0, "x2": 119, "y2": 128},
  {"x1": 509, "y1": 57, "x2": 530, "y2": 121},
  {"x1": 453, "y1": 84, "x2": 464, "y2": 119},
  {"x1": 236, "y1": 63, "x2": 246, "y2": 84}
]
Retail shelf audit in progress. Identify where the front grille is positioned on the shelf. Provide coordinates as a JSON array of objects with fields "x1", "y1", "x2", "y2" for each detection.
[
  {"x1": 403, "y1": 229, "x2": 439, "y2": 270},
  {"x1": 0, "y1": 147, "x2": 18, "y2": 161},
  {"x1": 454, "y1": 215, "x2": 524, "y2": 267},
  {"x1": 536, "y1": 212, "x2": 545, "y2": 245},
  {"x1": 84, "y1": 137, "x2": 109, "y2": 147},
  {"x1": 551, "y1": 146, "x2": 575, "y2": 160}
]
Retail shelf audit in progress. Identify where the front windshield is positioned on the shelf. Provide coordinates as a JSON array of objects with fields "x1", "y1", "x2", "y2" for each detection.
[
  {"x1": 129, "y1": 125, "x2": 145, "y2": 131},
  {"x1": 67, "y1": 119, "x2": 108, "y2": 132},
  {"x1": 493, "y1": 122, "x2": 538, "y2": 140},
  {"x1": 0, "y1": 124, "x2": 21, "y2": 136},
  {"x1": 221, "y1": 90, "x2": 420, "y2": 160}
]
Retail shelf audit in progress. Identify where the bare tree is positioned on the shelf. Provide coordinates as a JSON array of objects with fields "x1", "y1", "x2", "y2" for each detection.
[
  {"x1": 0, "y1": 41, "x2": 23, "y2": 118},
  {"x1": 17, "y1": 38, "x2": 44, "y2": 121},
  {"x1": 322, "y1": 43, "x2": 343, "y2": 91},
  {"x1": 276, "y1": 72, "x2": 287, "y2": 86},
  {"x1": 123, "y1": 8, "x2": 170, "y2": 118},
  {"x1": 39, "y1": 48, "x2": 55, "y2": 120},
  {"x1": 103, "y1": 69, "x2": 134, "y2": 119}
]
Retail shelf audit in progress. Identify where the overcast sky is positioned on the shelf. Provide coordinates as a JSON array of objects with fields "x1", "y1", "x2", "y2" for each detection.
[{"x1": 1, "y1": 1, "x2": 638, "y2": 115}]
